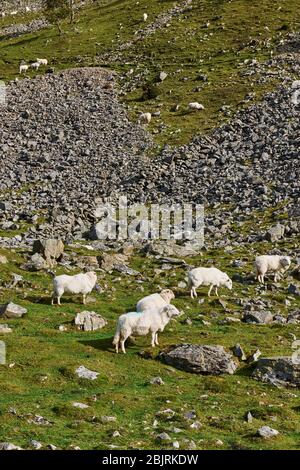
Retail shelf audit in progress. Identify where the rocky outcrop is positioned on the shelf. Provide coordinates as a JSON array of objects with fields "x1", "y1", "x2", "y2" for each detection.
[
  {"x1": 253, "y1": 357, "x2": 300, "y2": 387},
  {"x1": 160, "y1": 344, "x2": 238, "y2": 375}
]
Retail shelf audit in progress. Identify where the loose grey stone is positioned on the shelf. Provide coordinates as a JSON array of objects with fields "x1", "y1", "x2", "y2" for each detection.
[{"x1": 160, "y1": 344, "x2": 238, "y2": 375}]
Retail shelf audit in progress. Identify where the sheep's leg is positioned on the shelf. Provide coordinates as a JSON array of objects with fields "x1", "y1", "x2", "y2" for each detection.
[
  {"x1": 155, "y1": 333, "x2": 159, "y2": 346},
  {"x1": 115, "y1": 342, "x2": 119, "y2": 354},
  {"x1": 151, "y1": 332, "x2": 156, "y2": 348},
  {"x1": 215, "y1": 286, "x2": 219, "y2": 297},
  {"x1": 51, "y1": 296, "x2": 55, "y2": 305},
  {"x1": 208, "y1": 285, "x2": 213, "y2": 297},
  {"x1": 82, "y1": 294, "x2": 86, "y2": 305},
  {"x1": 57, "y1": 296, "x2": 61, "y2": 306},
  {"x1": 190, "y1": 288, "x2": 194, "y2": 299},
  {"x1": 191, "y1": 286, "x2": 197, "y2": 298},
  {"x1": 120, "y1": 340, "x2": 126, "y2": 354}
]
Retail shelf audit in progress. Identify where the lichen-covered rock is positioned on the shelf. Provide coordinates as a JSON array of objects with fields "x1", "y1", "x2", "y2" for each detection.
[
  {"x1": 160, "y1": 344, "x2": 238, "y2": 375},
  {"x1": 0, "y1": 302, "x2": 27, "y2": 319},
  {"x1": 33, "y1": 239, "x2": 64, "y2": 264},
  {"x1": 74, "y1": 311, "x2": 107, "y2": 331},
  {"x1": 253, "y1": 357, "x2": 300, "y2": 387},
  {"x1": 242, "y1": 311, "x2": 273, "y2": 324}
]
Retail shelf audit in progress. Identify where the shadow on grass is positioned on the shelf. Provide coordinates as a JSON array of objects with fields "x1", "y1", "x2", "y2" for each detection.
[{"x1": 79, "y1": 337, "x2": 114, "y2": 352}]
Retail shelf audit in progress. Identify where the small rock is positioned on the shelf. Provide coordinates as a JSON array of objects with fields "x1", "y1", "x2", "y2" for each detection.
[
  {"x1": 75, "y1": 365, "x2": 99, "y2": 380},
  {"x1": 149, "y1": 376, "x2": 165, "y2": 385},
  {"x1": 157, "y1": 432, "x2": 171, "y2": 441},
  {"x1": 257, "y1": 426, "x2": 279, "y2": 439},
  {"x1": 72, "y1": 402, "x2": 89, "y2": 409},
  {"x1": 232, "y1": 343, "x2": 247, "y2": 361},
  {"x1": 30, "y1": 440, "x2": 42, "y2": 449}
]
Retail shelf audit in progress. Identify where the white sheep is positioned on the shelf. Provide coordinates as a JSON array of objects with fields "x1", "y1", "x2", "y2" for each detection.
[
  {"x1": 188, "y1": 267, "x2": 232, "y2": 298},
  {"x1": 254, "y1": 255, "x2": 291, "y2": 284},
  {"x1": 30, "y1": 62, "x2": 40, "y2": 70},
  {"x1": 19, "y1": 64, "x2": 29, "y2": 74},
  {"x1": 10, "y1": 10, "x2": 17, "y2": 16},
  {"x1": 113, "y1": 304, "x2": 180, "y2": 353},
  {"x1": 188, "y1": 102, "x2": 205, "y2": 110},
  {"x1": 143, "y1": 13, "x2": 148, "y2": 22},
  {"x1": 1, "y1": 12, "x2": 6, "y2": 18},
  {"x1": 51, "y1": 271, "x2": 98, "y2": 305},
  {"x1": 139, "y1": 112, "x2": 151, "y2": 125},
  {"x1": 136, "y1": 289, "x2": 175, "y2": 313},
  {"x1": 25, "y1": 6, "x2": 31, "y2": 13},
  {"x1": 36, "y1": 58, "x2": 48, "y2": 66}
]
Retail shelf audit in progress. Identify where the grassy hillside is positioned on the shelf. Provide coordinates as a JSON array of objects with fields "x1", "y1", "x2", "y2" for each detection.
[
  {"x1": 0, "y1": 232, "x2": 299, "y2": 450},
  {"x1": 0, "y1": 0, "x2": 299, "y2": 146}
]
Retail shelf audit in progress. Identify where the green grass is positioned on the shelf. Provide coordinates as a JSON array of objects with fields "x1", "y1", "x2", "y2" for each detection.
[
  {"x1": 0, "y1": 0, "x2": 300, "y2": 450},
  {"x1": 0, "y1": 221, "x2": 300, "y2": 449},
  {"x1": 0, "y1": 0, "x2": 299, "y2": 146}
]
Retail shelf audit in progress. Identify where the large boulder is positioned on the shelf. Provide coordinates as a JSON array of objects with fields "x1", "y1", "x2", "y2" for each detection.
[
  {"x1": 265, "y1": 224, "x2": 285, "y2": 242},
  {"x1": 253, "y1": 357, "x2": 300, "y2": 387},
  {"x1": 74, "y1": 311, "x2": 107, "y2": 331},
  {"x1": 99, "y1": 253, "x2": 128, "y2": 272},
  {"x1": 33, "y1": 239, "x2": 64, "y2": 266},
  {"x1": 24, "y1": 253, "x2": 48, "y2": 271},
  {"x1": 0, "y1": 302, "x2": 27, "y2": 319},
  {"x1": 142, "y1": 241, "x2": 200, "y2": 258},
  {"x1": 159, "y1": 344, "x2": 238, "y2": 375},
  {"x1": 242, "y1": 311, "x2": 273, "y2": 324}
]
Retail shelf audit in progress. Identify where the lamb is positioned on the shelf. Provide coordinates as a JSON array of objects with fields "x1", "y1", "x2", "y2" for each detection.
[
  {"x1": 113, "y1": 304, "x2": 180, "y2": 353},
  {"x1": 30, "y1": 62, "x2": 40, "y2": 70},
  {"x1": 19, "y1": 64, "x2": 29, "y2": 74},
  {"x1": 188, "y1": 102, "x2": 205, "y2": 110},
  {"x1": 254, "y1": 255, "x2": 291, "y2": 284},
  {"x1": 51, "y1": 271, "x2": 98, "y2": 305},
  {"x1": 139, "y1": 112, "x2": 151, "y2": 125},
  {"x1": 136, "y1": 289, "x2": 175, "y2": 313},
  {"x1": 143, "y1": 13, "x2": 148, "y2": 21},
  {"x1": 188, "y1": 267, "x2": 232, "y2": 298},
  {"x1": 36, "y1": 58, "x2": 48, "y2": 66}
]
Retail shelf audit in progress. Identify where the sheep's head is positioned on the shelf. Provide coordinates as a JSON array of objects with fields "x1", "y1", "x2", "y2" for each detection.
[
  {"x1": 160, "y1": 289, "x2": 175, "y2": 303},
  {"x1": 162, "y1": 305, "x2": 180, "y2": 318},
  {"x1": 224, "y1": 278, "x2": 233, "y2": 290},
  {"x1": 280, "y1": 256, "x2": 291, "y2": 270}
]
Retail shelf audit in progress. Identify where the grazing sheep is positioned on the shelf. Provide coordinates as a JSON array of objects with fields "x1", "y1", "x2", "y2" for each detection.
[
  {"x1": 188, "y1": 102, "x2": 205, "y2": 110},
  {"x1": 113, "y1": 304, "x2": 180, "y2": 353},
  {"x1": 19, "y1": 64, "x2": 29, "y2": 74},
  {"x1": 30, "y1": 62, "x2": 40, "y2": 70},
  {"x1": 255, "y1": 255, "x2": 291, "y2": 284},
  {"x1": 36, "y1": 58, "x2": 48, "y2": 66},
  {"x1": 139, "y1": 112, "x2": 152, "y2": 125},
  {"x1": 143, "y1": 13, "x2": 148, "y2": 21},
  {"x1": 188, "y1": 267, "x2": 232, "y2": 298},
  {"x1": 136, "y1": 289, "x2": 175, "y2": 313},
  {"x1": 51, "y1": 271, "x2": 98, "y2": 305}
]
